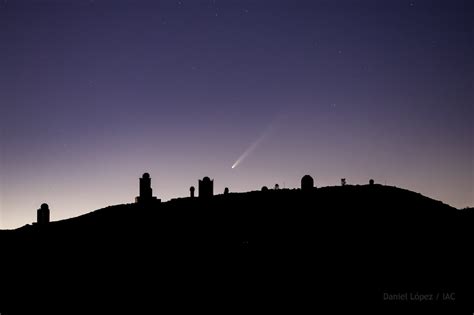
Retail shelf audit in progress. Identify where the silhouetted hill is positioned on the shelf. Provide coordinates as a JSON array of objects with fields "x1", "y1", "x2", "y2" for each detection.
[{"x1": 1, "y1": 185, "x2": 472, "y2": 313}]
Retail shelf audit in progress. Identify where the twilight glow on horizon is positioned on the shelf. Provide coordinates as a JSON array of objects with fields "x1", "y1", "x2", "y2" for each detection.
[{"x1": 0, "y1": 0, "x2": 473, "y2": 229}]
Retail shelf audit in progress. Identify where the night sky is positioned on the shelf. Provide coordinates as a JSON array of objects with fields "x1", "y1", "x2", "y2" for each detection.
[{"x1": 1, "y1": 0, "x2": 472, "y2": 229}]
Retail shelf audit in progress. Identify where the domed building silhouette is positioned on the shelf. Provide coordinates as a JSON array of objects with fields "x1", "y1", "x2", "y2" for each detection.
[
  {"x1": 37, "y1": 203, "x2": 50, "y2": 225},
  {"x1": 199, "y1": 177, "x2": 214, "y2": 198},
  {"x1": 301, "y1": 175, "x2": 314, "y2": 192},
  {"x1": 135, "y1": 172, "x2": 160, "y2": 204}
]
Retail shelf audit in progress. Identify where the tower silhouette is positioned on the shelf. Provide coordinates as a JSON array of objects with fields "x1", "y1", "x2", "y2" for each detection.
[
  {"x1": 37, "y1": 203, "x2": 50, "y2": 224},
  {"x1": 198, "y1": 177, "x2": 214, "y2": 198},
  {"x1": 135, "y1": 173, "x2": 160, "y2": 204},
  {"x1": 190, "y1": 186, "x2": 195, "y2": 198}
]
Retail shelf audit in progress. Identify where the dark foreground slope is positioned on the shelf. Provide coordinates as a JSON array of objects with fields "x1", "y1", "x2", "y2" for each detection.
[{"x1": 1, "y1": 185, "x2": 473, "y2": 313}]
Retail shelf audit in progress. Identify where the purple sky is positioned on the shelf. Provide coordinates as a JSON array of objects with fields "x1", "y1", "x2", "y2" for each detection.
[{"x1": 1, "y1": 0, "x2": 473, "y2": 229}]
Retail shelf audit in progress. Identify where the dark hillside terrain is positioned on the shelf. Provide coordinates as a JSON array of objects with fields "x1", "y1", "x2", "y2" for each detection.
[{"x1": 1, "y1": 185, "x2": 472, "y2": 313}]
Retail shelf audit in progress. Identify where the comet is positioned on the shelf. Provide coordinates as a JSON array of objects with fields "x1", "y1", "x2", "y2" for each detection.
[{"x1": 231, "y1": 118, "x2": 279, "y2": 169}]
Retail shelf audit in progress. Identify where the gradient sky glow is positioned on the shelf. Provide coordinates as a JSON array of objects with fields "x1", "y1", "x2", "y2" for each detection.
[{"x1": 1, "y1": 0, "x2": 473, "y2": 229}]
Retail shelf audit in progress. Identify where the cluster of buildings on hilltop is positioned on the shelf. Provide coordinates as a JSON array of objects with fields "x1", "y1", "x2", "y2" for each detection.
[
  {"x1": 133, "y1": 172, "x2": 317, "y2": 204},
  {"x1": 33, "y1": 172, "x2": 376, "y2": 225},
  {"x1": 133, "y1": 173, "x2": 216, "y2": 204}
]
